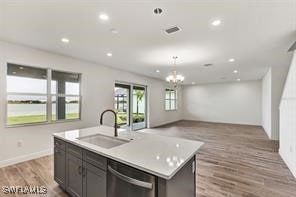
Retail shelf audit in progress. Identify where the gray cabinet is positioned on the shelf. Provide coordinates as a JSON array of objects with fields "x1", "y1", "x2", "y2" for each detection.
[
  {"x1": 66, "y1": 153, "x2": 83, "y2": 197},
  {"x1": 54, "y1": 147, "x2": 66, "y2": 189},
  {"x1": 54, "y1": 137, "x2": 196, "y2": 197},
  {"x1": 158, "y1": 156, "x2": 196, "y2": 197},
  {"x1": 83, "y1": 162, "x2": 106, "y2": 197},
  {"x1": 54, "y1": 138, "x2": 107, "y2": 197},
  {"x1": 83, "y1": 150, "x2": 107, "y2": 171},
  {"x1": 54, "y1": 138, "x2": 66, "y2": 189}
]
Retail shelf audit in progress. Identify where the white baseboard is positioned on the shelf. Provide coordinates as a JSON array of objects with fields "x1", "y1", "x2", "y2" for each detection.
[
  {"x1": 279, "y1": 148, "x2": 296, "y2": 179},
  {"x1": 183, "y1": 118, "x2": 261, "y2": 127},
  {"x1": 0, "y1": 149, "x2": 53, "y2": 168}
]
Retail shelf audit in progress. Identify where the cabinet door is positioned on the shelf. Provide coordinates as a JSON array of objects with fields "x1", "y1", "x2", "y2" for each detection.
[
  {"x1": 66, "y1": 153, "x2": 83, "y2": 197},
  {"x1": 54, "y1": 147, "x2": 66, "y2": 189},
  {"x1": 83, "y1": 162, "x2": 106, "y2": 197}
]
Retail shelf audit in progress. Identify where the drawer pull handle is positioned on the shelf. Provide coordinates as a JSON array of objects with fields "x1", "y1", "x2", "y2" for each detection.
[{"x1": 78, "y1": 166, "x2": 82, "y2": 175}]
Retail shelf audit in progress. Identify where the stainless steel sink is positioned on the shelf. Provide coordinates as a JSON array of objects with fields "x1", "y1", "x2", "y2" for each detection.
[{"x1": 77, "y1": 134, "x2": 130, "y2": 149}]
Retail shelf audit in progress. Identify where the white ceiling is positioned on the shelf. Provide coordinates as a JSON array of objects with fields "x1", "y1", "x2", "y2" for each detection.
[{"x1": 0, "y1": 0, "x2": 295, "y2": 84}]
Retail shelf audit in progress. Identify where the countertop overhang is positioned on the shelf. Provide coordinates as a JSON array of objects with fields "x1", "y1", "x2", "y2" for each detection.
[{"x1": 53, "y1": 126, "x2": 204, "y2": 180}]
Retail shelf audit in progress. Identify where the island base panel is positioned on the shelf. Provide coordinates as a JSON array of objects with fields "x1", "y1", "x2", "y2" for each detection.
[{"x1": 158, "y1": 156, "x2": 196, "y2": 197}]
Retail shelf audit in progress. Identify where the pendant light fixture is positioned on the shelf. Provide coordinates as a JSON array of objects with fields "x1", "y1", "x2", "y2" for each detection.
[{"x1": 166, "y1": 56, "x2": 185, "y2": 87}]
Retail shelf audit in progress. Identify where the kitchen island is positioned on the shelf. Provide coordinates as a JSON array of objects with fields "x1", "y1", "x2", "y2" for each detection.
[{"x1": 53, "y1": 126, "x2": 203, "y2": 197}]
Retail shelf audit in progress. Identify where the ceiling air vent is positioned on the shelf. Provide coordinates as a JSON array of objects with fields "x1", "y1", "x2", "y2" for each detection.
[
  {"x1": 165, "y1": 26, "x2": 181, "y2": 35},
  {"x1": 203, "y1": 63, "x2": 213, "y2": 67}
]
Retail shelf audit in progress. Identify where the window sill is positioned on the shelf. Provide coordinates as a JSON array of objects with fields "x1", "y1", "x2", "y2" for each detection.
[
  {"x1": 165, "y1": 109, "x2": 177, "y2": 112},
  {"x1": 5, "y1": 118, "x2": 81, "y2": 128}
]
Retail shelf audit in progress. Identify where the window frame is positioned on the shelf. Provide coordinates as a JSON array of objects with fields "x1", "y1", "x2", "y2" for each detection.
[
  {"x1": 165, "y1": 88, "x2": 177, "y2": 111},
  {"x1": 50, "y1": 68, "x2": 82, "y2": 123},
  {"x1": 5, "y1": 63, "x2": 82, "y2": 127}
]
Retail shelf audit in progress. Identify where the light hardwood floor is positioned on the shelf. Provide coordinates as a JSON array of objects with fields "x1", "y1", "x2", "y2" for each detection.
[{"x1": 1, "y1": 120, "x2": 295, "y2": 197}]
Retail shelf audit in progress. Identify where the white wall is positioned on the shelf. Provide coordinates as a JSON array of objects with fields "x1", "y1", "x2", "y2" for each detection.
[
  {"x1": 182, "y1": 81, "x2": 262, "y2": 125},
  {"x1": 261, "y1": 66, "x2": 289, "y2": 140},
  {"x1": 0, "y1": 41, "x2": 182, "y2": 167},
  {"x1": 262, "y1": 68, "x2": 272, "y2": 138},
  {"x1": 279, "y1": 50, "x2": 296, "y2": 178},
  {"x1": 271, "y1": 66, "x2": 289, "y2": 140}
]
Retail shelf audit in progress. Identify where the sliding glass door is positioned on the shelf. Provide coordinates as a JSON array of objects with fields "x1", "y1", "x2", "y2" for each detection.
[
  {"x1": 132, "y1": 86, "x2": 146, "y2": 130},
  {"x1": 114, "y1": 83, "x2": 146, "y2": 130},
  {"x1": 114, "y1": 84, "x2": 130, "y2": 127}
]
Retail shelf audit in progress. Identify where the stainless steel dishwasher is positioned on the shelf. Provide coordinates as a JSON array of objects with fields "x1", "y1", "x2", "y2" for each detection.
[{"x1": 107, "y1": 160, "x2": 156, "y2": 197}]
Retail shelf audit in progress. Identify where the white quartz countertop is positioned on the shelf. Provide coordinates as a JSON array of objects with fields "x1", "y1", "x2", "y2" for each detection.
[{"x1": 53, "y1": 126, "x2": 204, "y2": 180}]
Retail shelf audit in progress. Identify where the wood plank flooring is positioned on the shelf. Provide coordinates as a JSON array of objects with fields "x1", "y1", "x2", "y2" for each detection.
[
  {"x1": 151, "y1": 121, "x2": 296, "y2": 197},
  {"x1": 1, "y1": 120, "x2": 295, "y2": 197}
]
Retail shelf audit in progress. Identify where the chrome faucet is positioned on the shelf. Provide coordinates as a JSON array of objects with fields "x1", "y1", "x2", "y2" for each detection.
[{"x1": 100, "y1": 109, "x2": 118, "y2": 137}]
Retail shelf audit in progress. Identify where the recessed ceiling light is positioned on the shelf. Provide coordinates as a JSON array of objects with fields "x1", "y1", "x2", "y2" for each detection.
[
  {"x1": 61, "y1": 38, "x2": 70, "y2": 43},
  {"x1": 12, "y1": 71, "x2": 16, "y2": 74},
  {"x1": 19, "y1": 66, "x2": 24, "y2": 70},
  {"x1": 107, "y1": 52, "x2": 112, "y2": 57},
  {"x1": 156, "y1": 69, "x2": 160, "y2": 73},
  {"x1": 191, "y1": 82, "x2": 196, "y2": 85},
  {"x1": 237, "y1": 78, "x2": 241, "y2": 81},
  {"x1": 211, "y1": 19, "x2": 221, "y2": 26},
  {"x1": 233, "y1": 70, "x2": 238, "y2": 73},
  {"x1": 154, "y1": 8, "x2": 163, "y2": 14},
  {"x1": 99, "y1": 13, "x2": 109, "y2": 21},
  {"x1": 229, "y1": 58, "x2": 235, "y2": 62}
]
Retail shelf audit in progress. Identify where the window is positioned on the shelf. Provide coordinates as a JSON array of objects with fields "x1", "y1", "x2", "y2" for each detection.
[
  {"x1": 165, "y1": 89, "x2": 177, "y2": 111},
  {"x1": 6, "y1": 63, "x2": 81, "y2": 126},
  {"x1": 7, "y1": 64, "x2": 48, "y2": 125},
  {"x1": 51, "y1": 70, "x2": 81, "y2": 121}
]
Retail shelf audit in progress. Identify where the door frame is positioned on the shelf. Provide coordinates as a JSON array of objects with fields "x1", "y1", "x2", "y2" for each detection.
[
  {"x1": 115, "y1": 81, "x2": 147, "y2": 131},
  {"x1": 115, "y1": 83, "x2": 131, "y2": 127}
]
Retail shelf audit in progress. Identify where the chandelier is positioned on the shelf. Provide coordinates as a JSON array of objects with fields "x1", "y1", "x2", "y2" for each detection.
[{"x1": 166, "y1": 56, "x2": 185, "y2": 87}]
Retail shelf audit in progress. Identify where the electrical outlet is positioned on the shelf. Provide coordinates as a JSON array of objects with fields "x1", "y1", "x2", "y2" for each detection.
[{"x1": 17, "y1": 141, "x2": 23, "y2": 148}]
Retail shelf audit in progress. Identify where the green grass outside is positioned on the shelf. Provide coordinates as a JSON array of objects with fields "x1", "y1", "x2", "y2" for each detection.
[
  {"x1": 117, "y1": 112, "x2": 127, "y2": 125},
  {"x1": 7, "y1": 113, "x2": 80, "y2": 125},
  {"x1": 117, "y1": 112, "x2": 144, "y2": 125},
  {"x1": 8, "y1": 112, "x2": 143, "y2": 126}
]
